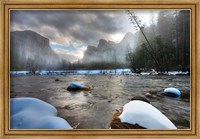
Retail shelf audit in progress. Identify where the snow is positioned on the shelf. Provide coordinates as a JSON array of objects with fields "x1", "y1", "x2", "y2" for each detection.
[
  {"x1": 68, "y1": 82, "x2": 85, "y2": 89},
  {"x1": 119, "y1": 100, "x2": 177, "y2": 129},
  {"x1": 140, "y1": 72, "x2": 151, "y2": 75},
  {"x1": 10, "y1": 71, "x2": 31, "y2": 75},
  {"x1": 10, "y1": 69, "x2": 132, "y2": 75},
  {"x1": 77, "y1": 70, "x2": 100, "y2": 74},
  {"x1": 10, "y1": 97, "x2": 73, "y2": 129},
  {"x1": 141, "y1": 71, "x2": 189, "y2": 76},
  {"x1": 140, "y1": 71, "x2": 159, "y2": 75},
  {"x1": 10, "y1": 69, "x2": 189, "y2": 76},
  {"x1": 167, "y1": 71, "x2": 189, "y2": 75},
  {"x1": 164, "y1": 87, "x2": 181, "y2": 96}
]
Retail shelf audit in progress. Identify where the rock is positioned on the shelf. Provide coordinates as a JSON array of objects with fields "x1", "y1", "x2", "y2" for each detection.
[
  {"x1": 110, "y1": 110, "x2": 145, "y2": 129},
  {"x1": 130, "y1": 96, "x2": 150, "y2": 103},
  {"x1": 82, "y1": 32, "x2": 136, "y2": 64},
  {"x1": 144, "y1": 92, "x2": 152, "y2": 97},
  {"x1": 10, "y1": 97, "x2": 73, "y2": 129},
  {"x1": 110, "y1": 99, "x2": 177, "y2": 129},
  {"x1": 10, "y1": 30, "x2": 60, "y2": 70},
  {"x1": 163, "y1": 87, "x2": 181, "y2": 97},
  {"x1": 55, "y1": 79, "x2": 60, "y2": 82},
  {"x1": 110, "y1": 117, "x2": 145, "y2": 129},
  {"x1": 181, "y1": 90, "x2": 190, "y2": 99},
  {"x1": 67, "y1": 82, "x2": 92, "y2": 91},
  {"x1": 144, "y1": 92, "x2": 158, "y2": 99},
  {"x1": 118, "y1": 100, "x2": 177, "y2": 129}
]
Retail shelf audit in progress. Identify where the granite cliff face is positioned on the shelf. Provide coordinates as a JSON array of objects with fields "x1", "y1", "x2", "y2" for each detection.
[
  {"x1": 10, "y1": 30, "x2": 60, "y2": 70},
  {"x1": 82, "y1": 39, "x2": 116, "y2": 63},
  {"x1": 82, "y1": 32, "x2": 136, "y2": 64}
]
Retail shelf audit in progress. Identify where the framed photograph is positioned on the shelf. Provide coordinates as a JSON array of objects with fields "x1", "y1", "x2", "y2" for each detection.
[{"x1": 0, "y1": 0, "x2": 199, "y2": 139}]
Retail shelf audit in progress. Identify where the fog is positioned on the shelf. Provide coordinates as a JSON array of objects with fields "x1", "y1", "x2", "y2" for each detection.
[{"x1": 10, "y1": 10, "x2": 190, "y2": 73}]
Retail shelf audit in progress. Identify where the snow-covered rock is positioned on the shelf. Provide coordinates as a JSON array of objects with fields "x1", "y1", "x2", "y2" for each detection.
[
  {"x1": 164, "y1": 87, "x2": 181, "y2": 97},
  {"x1": 68, "y1": 82, "x2": 85, "y2": 89},
  {"x1": 10, "y1": 97, "x2": 73, "y2": 129},
  {"x1": 119, "y1": 100, "x2": 177, "y2": 129},
  {"x1": 67, "y1": 82, "x2": 91, "y2": 91}
]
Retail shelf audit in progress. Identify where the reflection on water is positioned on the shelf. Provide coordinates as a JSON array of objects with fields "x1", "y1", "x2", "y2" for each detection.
[{"x1": 10, "y1": 74, "x2": 190, "y2": 129}]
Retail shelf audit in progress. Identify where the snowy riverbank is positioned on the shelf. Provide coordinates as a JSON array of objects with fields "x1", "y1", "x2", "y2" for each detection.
[{"x1": 10, "y1": 69, "x2": 189, "y2": 76}]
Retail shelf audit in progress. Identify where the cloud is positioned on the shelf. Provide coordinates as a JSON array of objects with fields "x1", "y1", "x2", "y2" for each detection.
[
  {"x1": 10, "y1": 10, "x2": 159, "y2": 62},
  {"x1": 10, "y1": 10, "x2": 128, "y2": 46},
  {"x1": 52, "y1": 46, "x2": 87, "y2": 62}
]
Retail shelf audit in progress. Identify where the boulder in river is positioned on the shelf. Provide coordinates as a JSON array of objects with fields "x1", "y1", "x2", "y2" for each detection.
[
  {"x1": 110, "y1": 100, "x2": 177, "y2": 129},
  {"x1": 181, "y1": 90, "x2": 190, "y2": 99},
  {"x1": 130, "y1": 96, "x2": 150, "y2": 103},
  {"x1": 163, "y1": 87, "x2": 181, "y2": 97},
  {"x1": 110, "y1": 110, "x2": 145, "y2": 129},
  {"x1": 67, "y1": 82, "x2": 92, "y2": 91},
  {"x1": 10, "y1": 97, "x2": 73, "y2": 129}
]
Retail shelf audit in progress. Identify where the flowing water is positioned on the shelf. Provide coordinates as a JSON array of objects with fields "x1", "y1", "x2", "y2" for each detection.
[{"x1": 10, "y1": 74, "x2": 190, "y2": 129}]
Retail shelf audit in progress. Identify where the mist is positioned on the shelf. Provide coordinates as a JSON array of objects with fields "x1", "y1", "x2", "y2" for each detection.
[{"x1": 10, "y1": 10, "x2": 190, "y2": 73}]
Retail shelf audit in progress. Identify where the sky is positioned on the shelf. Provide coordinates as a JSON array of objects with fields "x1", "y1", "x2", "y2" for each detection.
[{"x1": 10, "y1": 10, "x2": 158, "y2": 62}]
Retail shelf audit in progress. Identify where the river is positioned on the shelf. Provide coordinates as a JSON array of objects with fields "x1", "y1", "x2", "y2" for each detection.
[{"x1": 10, "y1": 74, "x2": 190, "y2": 129}]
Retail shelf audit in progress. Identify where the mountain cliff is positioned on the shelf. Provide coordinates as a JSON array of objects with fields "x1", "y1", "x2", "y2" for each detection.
[
  {"x1": 82, "y1": 32, "x2": 136, "y2": 64},
  {"x1": 10, "y1": 30, "x2": 61, "y2": 70}
]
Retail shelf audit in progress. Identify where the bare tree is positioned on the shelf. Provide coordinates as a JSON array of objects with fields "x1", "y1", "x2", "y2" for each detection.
[{"x1": 126, "y1": 10, "x2": 161, "y2": 72}]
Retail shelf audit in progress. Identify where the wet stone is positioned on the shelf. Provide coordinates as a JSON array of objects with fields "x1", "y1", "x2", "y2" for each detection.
[{"x1": 130, "y1": 96, "x2": 150, "y2": 104}]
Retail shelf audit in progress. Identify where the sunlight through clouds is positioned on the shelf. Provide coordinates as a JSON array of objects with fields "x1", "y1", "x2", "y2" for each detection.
[
  {"x1": 10, "y1": 10, "x2": 159, "y2": 62},
  {"x1": 109, "y1": 33, "x2": 124, "y2": 43}
]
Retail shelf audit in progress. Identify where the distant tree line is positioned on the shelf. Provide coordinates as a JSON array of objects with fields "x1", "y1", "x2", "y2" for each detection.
[
  {"x1": 126, "y1": 10, "x2": 190, "y2": 73},
  {"x1": 60, "y1": 59, "x2": 128, "y2": 71},
  {"x1": 11, "y1": 58, "x2": 61, "y2": 72}
]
